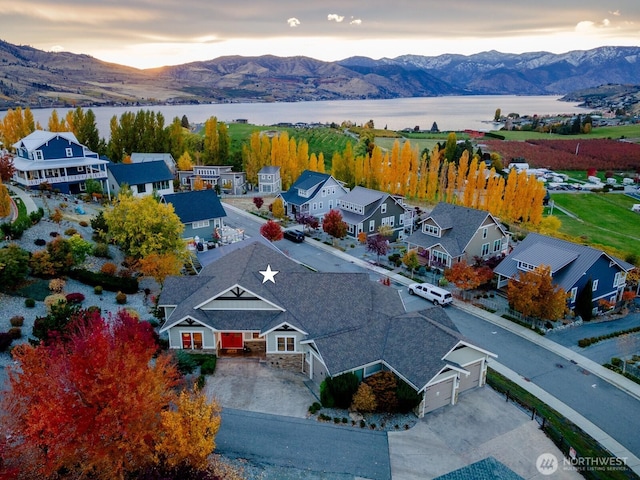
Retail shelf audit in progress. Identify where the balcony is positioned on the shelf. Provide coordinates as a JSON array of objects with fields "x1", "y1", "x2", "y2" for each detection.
[{"x1": 15, "y1": 171, "x2": 107, "y2": 187}]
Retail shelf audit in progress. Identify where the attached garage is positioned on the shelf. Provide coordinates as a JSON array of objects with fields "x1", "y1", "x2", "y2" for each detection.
[
  {"x1": 423, "y1": 376, "x2": 455, "y2": 413},
  {"x1": 458, "y1": 360, "x2": 483, "y2": 392}
]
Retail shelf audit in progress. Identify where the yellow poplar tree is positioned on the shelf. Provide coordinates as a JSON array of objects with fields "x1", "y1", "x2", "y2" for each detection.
[
  {"x1": 308, "y1": 152, "x2": 319, "y2": 173},
  {"x1": 317, "y1": 152, "x2": 325, "y2": 173},
  {"x1": 445, "y1": 162, "x2": 457, "y2": 203},
  {"x1": 425, "y1": 146, "x2": 441, "y2": 202},
  {"x1": 462, "y1": 157, "x2": 478, "y2": 208},
  {"x1": 502, "y1": 169, "x2": 518, "y2": 222},
  {"x1": 271, "y1": 197, "x2": 285, "y2": 219},
  {"x1": 193, "y1": 176, "x2": 204, "y2": 191},
  {"x1": 176, "y1": 152, "x2": 194, "y2": 171},
  {"x1": 456, "y1": 151, "x2": 469, "y2": 204},
  {"x1": 368, "y1": 146, "x2": 383, "y2": 190},
  {"x1": 473, "y1": 161, "x2": 487, "y2": 209},
  {"x1": 0, "y1": 180, "x2": 11, "y2": 218},
  {"x1": 47, "y1": 110, "x2": 68, "y2": 132},
  {"x1": 0, "y1": 107, "x2": 37, "y2": 147},
  {"x1": 202, "y1": 116, "x2": 220, "y2": 165}
]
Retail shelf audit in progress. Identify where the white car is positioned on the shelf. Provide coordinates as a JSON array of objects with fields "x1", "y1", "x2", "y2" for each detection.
[{"x1": 407, "y1": 282, "x2": 453, "y2": 306}]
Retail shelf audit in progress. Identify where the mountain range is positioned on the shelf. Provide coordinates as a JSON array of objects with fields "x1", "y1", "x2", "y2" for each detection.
[{"x1": 1, "y1": 40, "x2": 639, "y2": 110}]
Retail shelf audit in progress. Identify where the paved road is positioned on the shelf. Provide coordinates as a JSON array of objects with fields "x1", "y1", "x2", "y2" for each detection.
[{"x1": 217, "y1": 408, "x2": 391, "y2": 480}]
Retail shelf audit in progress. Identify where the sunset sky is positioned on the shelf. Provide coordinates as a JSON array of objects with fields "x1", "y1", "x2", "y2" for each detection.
[{"x1": 1, "y1": 1, "x2": 638, "y2": 69}]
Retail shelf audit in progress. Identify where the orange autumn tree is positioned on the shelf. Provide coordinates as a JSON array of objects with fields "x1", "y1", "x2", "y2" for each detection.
[
  {"x1": 507, "y1": 265, "x2": 567, "y2": 321},
  {"x1": 0, "y1": 309, "x2": 221, "y2": 479},
  {"x1": 137, "y1": 252, "x2": 184, "y2": 286},
  {"x1": 444, "y1": 259, "x2": 493, "y2": 291}
]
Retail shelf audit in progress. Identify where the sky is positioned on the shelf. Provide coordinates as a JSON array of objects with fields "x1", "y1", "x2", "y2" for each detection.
[{"x1": 1, "y1": 1, "x2": 638, "y2": 70}]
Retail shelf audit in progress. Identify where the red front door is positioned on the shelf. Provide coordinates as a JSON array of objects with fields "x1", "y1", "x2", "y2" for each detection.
[{"x1": 221, "y1": 332, "x2": 244, "y2": 349}]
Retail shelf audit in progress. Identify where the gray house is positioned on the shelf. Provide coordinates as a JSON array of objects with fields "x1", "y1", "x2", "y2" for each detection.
[
  {"x1": 158, "y1": 240, "x2": 496, "y2": 417},
  {"x1": 161, "y1": 189, "x2": 226, "y2": 242},
  {"x1": 258, "y1": 166, "x2": 282, "y2": 194},
  {"x1": 405, "y1": 203, "x2": 510, "y2": 269},
  {"x1": 130, "y1": 153, "x2": 177, "y2": 175},
  {"x1": 337, "y1": 186, "x2": 411, "y2": 240},
  {"x1": 178, "y1": 165, "x2": 246, "y2": 195},
  {"x1": 277, "y1": 170, "x2": 348, "y2": 220}
]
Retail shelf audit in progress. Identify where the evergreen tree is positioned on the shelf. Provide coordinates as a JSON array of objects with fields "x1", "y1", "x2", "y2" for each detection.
[{"x1": 575, "y1": 279, "x2": 593, "y2": 321}]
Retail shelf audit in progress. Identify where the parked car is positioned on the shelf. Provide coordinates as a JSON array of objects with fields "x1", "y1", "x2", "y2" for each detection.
[
  {"x1": 283, "y1": 229, "x2": 305, "y2": 243},
  {"x1": 407, "y1": 282, "x2": 453, "y2": 306}
]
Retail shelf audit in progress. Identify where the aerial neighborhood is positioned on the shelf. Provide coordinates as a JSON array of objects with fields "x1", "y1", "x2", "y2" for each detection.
[{"x1": 0, "y1": 101, "x2": 639, "y2": 479}]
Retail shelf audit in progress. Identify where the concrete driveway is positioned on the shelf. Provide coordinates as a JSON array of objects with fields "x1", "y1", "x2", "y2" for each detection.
[
  {"x1": 204, "y1": 357, "x2": 316, "y2": 418},
  {"x1": 206, "y1": 358, "x2": 581, "y2": 479}
]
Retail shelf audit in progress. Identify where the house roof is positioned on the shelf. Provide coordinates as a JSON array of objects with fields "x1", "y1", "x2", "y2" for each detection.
[
  {"x1": 339, "y1": 186, "x2": 401, "y2": 225},
  {"x1": 159, "y1": 240, "x2": 490, "y2": 391},
  {"x1": 13, "y1": 130, "x2": 80, "y2": 151},
  {"x1": 280, "y1": 170, "x2": 332, "y2": 206},
  {"x1": 494, "y1": 232, "x2": 635, "y2": 291},
  {"x1": 162, "y1": 189, "x2": 227, "y2": 224},
  {"x1": 433, "y1": 457, "x2": 524, "y2": 480},
  {"x1": 259, "y1": 166, "x2": 280, "y2": 175},
  {"x1": 405, "y1": 203, "x2": 498, "y2": 257},
  {"x1": 108, "y1": 160, "x2": 173, "y2": 186}
]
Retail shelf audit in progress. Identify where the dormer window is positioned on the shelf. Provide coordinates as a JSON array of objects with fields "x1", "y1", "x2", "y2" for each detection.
[
  {"x1": 423, "y1": 224, "x2": 440, "y2": 236},
  {"x1": 65, "y1": 147, "x2": 73, "y2": 157},
  {"x1": 34, "y1": 150, "x2": 44, "y2": 161},
  {"x1": 517, "y1": 261, "x2": 537, "y2": 271}
]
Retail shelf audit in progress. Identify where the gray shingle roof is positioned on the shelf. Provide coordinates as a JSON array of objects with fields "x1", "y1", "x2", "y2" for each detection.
[
  {"x1": 108, "y1": 160, "x2": 173, "y2": 185},
  {"x1": 406, "y1": 203, "x2": 493, "y2": 257},
  {"x1": 159, "y1": 240, "x2": 489, "y2": 390},
  {"x1": 494, "y1": 232, "x2": 634, "y2": 291},
  {"x1": 280, "y1": 170, "x2": 331, "y2": 206},
  {"x1": 162, "y1": 190, "x2": 227, "y2": 224}
]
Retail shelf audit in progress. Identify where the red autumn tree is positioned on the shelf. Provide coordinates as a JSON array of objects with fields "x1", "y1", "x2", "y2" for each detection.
[
  {"x1": 0, "y1": 153, "x2": 15, "y2": 182},
  {"x1": 260, "y1": 219, "x2": 283, "y2": 242},
  {"x1": 366, "y1": 233, "x2": 389, "y2": 264},
  {"x1": 0, "y1": 309, "x2": 220, "y2": 479},
  {"x1": 253, "y1": 196, "x2": 264, "y2": 210},
  {"x1": 322, "y1": 209, "x2": 347, "y2": 245},
  {"x1": 444, "y1": 260, "x2": 493, "y2": 291}
]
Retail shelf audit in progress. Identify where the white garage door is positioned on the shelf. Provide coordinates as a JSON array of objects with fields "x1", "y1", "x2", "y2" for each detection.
[
  {"x1": 424, "y1": 378, "x2": 454, "y2": 413},
  {"x1": 458, "y1": 361, "x2": 482, "y2": 392}
]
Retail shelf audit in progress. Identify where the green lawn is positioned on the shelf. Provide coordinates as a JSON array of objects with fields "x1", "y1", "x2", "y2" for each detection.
[
  {"x1": 375, "y1": 137, "x2": 439, "y2": 155},
  {"x1": 549, "y1": 193, "x2": 640, "y2": 260},
  {"x1": 489, "y1": 124, "x2": 640, "y2": 142}
]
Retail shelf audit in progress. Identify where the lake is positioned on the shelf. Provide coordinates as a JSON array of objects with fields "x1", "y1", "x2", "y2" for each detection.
[{"x1": 13, "y1": 95, "x2": 590, "y2": 139}]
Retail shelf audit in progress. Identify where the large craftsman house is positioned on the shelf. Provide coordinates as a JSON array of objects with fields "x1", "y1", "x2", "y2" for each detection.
[
  {"x1": 337, "y1": 186, "x2": 411, "y2": 240},
  {"x1": 405, "y1": 203, "x2": 510, "y2": 269},
  {"x1": 277, "y1": 170, "x2": 348, "y2": 220},
  {"x1": 494, "y1": 233, "x2": 634, "y2": 313},
  {"x1": 158, "y1": 240, "x2": 496, "y2": 416},
  {"x1": 11, "y1": 131, "x2": 109, "y2": 194}
]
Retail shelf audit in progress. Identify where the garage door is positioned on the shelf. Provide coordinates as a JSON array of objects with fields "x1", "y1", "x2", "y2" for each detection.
[
  {"x1": 424, "y1": 378, "x2": 454, "y2": 413},
  {"x1": 312, "y1": 355, "x2": 328, "y2": 384},
  {"x1": 458, "y1": 361, "x2": 482, "y2": 392}
]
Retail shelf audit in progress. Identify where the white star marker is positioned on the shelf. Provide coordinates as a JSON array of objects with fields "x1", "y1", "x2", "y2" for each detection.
[{"x1": 260, "y1": 264, "x2": 279, "y2": 284}]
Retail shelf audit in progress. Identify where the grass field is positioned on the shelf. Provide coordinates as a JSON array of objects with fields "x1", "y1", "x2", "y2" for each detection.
[
  {"x1": 490, "y1": 124, "x2": 640, "y2": 142},
  {"x1": 549, "y1": 193, "x2": 640, "y2": 260}
]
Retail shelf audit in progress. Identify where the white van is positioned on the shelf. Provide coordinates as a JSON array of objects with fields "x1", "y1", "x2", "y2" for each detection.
[{"x1": 407, "y1": 282, "x2": 453, "y2": 306}]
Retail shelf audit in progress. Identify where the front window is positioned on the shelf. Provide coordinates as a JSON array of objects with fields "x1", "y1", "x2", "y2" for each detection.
[
  {"x1": 369, "y1": 220, "x2": 375, "y2": 232},
  {"x1": 153, "y1": 180, "x2": 170, "y2": 190},
  {"x1": 493, "y1": 239, "x2": 502, "y2": 252},
  {"x1": 192, "y1": 220, "x2": 210, "y2": 229},
  {"x1": 276, "y1": 336, "x2": 295, "y2": 352},
  {"x1": 481, "y1": 243, "x2": 490, "y2": 256},
  {"x1": 182, "y1": 332, "x2": 203, "y2": 349},
  {"x1": 482, "y1": 227, "x2": 488, "y2": 239},
  {"x1": 592, "y1": 279, "x2": 599, "y2": 291},
  {"x1": 137, "y1": 183, "x2": 147, "y2": 193},
  {"x1": 570, "y1": 287, "x2": 578, "y2": 303}
]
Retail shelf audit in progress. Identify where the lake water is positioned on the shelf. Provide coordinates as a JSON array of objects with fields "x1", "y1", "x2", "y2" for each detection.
[{"x1": 14, "y1": 95, "x2": 590, "y2": 139}]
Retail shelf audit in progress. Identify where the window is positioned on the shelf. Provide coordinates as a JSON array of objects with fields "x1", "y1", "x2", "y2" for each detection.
[
  {"x1": 613, "y1": 272, "x2": 621, "y2": 287},
  {"x1": 192, "y1": 220, "x2": 210, "y2": 229},
  {"x1": 369, "y1": 220, "x2": 375, "y2": 232},
  {"x1": 79, "y1": 182, "x2": 86, "y2": 192},
  {"x1": 34, "y1": 150, "x2": 44, "y2": 161},
  {"x1": 318, "y1": 201, "x2": 323, "y2": 210},
  {"x1": 65, "y1": 147, "x2": 73, "y2": 157},
  {"x1": 322, "y1": 188, "x2": 326, "y2": 197},
  {"x1": 276, "y1": 336, "x2": 295, "y2": 352},
  {"x1": 312, "y1": 202, "x2": 317, "y2": 211},
  {"x1": 423, "y1": 224, "x2": 439, "y2": 236},
  {"x1": 432, "y1": 250, "x2": 450, "y2": 267},
  {"x1": 181, "y1": 332, "x2": 203, "y2": 350},
  {"x1": 481, "y1": 243, "x2": 490, "y2": 256},
  {"x1": 77, "y1": 166, "x2": 84, "y2": 172},
  {"x1": 592, "y1": 279, "x2": 599, "y2": 291},
  {"x1": 482, "y1": 227, "x2": 488, "y2": 239},
  {"x1": 570, "y1": 287, "x2": 578, "y2": 303},
  {"x1": 381, "y1": 203, "x2": 387, "y2": 214},
  {"x1": 517, "y1": 261, "x2": 536, "y2": 271},
  {"x1": 137, "y1": 183, "x2": 147, "y2": 193},
  {"x1": 153, "y1": 180, "x2": 170, "y2": 190},
  {"x1": 493, "y1": 239, "x2": 502, "y2": 252},
  {"x1": 329, "y1": 200, "x2": 333, "y2": 209}
]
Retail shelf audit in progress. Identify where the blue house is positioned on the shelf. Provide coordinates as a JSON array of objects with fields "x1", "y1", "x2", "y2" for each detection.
[
  {"x1": 494, "y1": 233, "x2": 634, "y2": 314},
  {"x1": 11, "y1": 131, "x2": 109, "y2": 194},
  {"x1": 277, "y1": 170, "x2": 348, "y2": 220},
  {"x1": 107, "y1": 160, "x2": 175, "y2": 198},
  {"x1": 162, "y1": 189, "x2": 227, "y2": 242}
]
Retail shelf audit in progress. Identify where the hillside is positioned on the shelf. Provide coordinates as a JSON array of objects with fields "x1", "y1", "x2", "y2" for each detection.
[{"x1": 1, "y1": 40, "x2": 639, "y2": 110}]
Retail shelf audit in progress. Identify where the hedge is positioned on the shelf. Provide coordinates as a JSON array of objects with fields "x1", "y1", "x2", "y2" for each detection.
[
  {"x1": 68, "y1": 268, "x2": 138, "y2": 294},
  {"x1": 578, "y1": 325, "x2": 640, "y2": 348}
]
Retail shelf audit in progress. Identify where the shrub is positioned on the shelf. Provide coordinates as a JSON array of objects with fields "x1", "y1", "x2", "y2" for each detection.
[
  {"x1": 324, "y1": 372, "x2": 359, "y2": 409},
  {"x1": 94, "y1": 285, "x2": 103, "y2": 295},
  {"x1": 65, "y1": 292, "x2": 85, "y2": 304},
  {"x1": 49, "y1": 278, "x2": 66, "y2": 293},
  {"x1": 93, "y1": 243, "x2": 111, "y2": 259},
  {"x1": 0, "y1": 332, "x2": 13, "y2": 352},
  {"x1": 64, "y1": 228, "x2": 78, "y2": 236},
  {"x1": 319, "y1": 379, "x2": 335, "y2": 408},
  {"x1": 396, "y1": 377, "x2": 421, "y2": 413},
  {"x1": 68, "y1": 268, "x2": 138, "y2": 293},
  {"x1": 174, "y1": 350, "x2": 197, "y2": 375},
  {"x1": 200, "y1": 357, "x2": 217, "y2": 375},
  {"x1": 366, "y1": 371, "x2": 398, "y2": 412},
  {"x1": 10, "y1": 316, "x2": 24, "y2": 327},
  {"x1": 24, "y1": 298, "x2": 36, "y2": 308},
  {"x1": 8, "y1": 327, "x2": 22, "y2": 340},
  {"x1": 195, "y1": 375, "x2": 206, "y2": 390},
  {"x1": 100, "y1": 262, "x2": 118, "y2": 276},
  {"x1": 308, "y1": 402, "x2": 322, "y2": 414},
  {"x1": 34, "y1": 238, "x2": 46, "y2": 246},
  {"x1": 115, "y1": 292, "x2": 127, "y2": 305},
  {"x1": 79, "y1": 220, "x2": 89, "y2": 227},
  {"x1": 611, "y1": 357, "x2": 622, "y2": 367},
  {"x1": 351, "y1": 382, "x2": 377, "y2": 412},
  {"x1": 44, "y1": 294, "x2": 67, "y2": 312},
  {"x1": 49, "y1": 231, "x2": 59, "y2": 237}
]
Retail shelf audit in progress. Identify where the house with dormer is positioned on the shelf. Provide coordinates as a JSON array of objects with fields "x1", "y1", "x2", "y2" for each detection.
[
  {"x1": 11, "y1": 131, "x2": 109, "y2": 195},
  {"x1": 257, "y1": 166, "x2": 281, "y2": 194},
  {"x1": 494, "y1": 233, "x2": 634, "y2": 313},
  {"x1": 337, "y1": 186, "x2": 411, "y2": 240},
  {"x1": 158, "y1": 240, "x2": 496, "y2": 417},
  {"x1": 177, "y1": 165, "x2": 246, "y2": 195},
  {"x1": 405, "y1": 203, "x2": 509, "y2": 269},
  {"x1": 107, "y1": 160, "x2": 174, "y2": 198},
  {"x1": 277, "y1": 170, "x2": 348, "y2": 219},
  {"x1": 161, "y1": 189, "x2": 227, "y2": 242}
]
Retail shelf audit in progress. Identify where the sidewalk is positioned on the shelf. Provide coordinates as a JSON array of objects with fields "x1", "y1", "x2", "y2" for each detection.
[{"x1": 7, "y1": 184, "x2": 39, "y2": 215}]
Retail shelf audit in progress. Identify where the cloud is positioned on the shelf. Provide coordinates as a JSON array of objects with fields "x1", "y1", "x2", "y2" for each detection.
[
  {"x1": 350, "y1": 18, "x2": 362, "y2": 26},
  {"x1": 575, "y1": 19, "x2": 612, "y2": 32},
  {"x1": 609, "y1": 10, "x2": 620, "y2": 16},
  {"x1": 49, "y1": 45, "x2": 65, "y2": 52},
  {"x1": 287, "y1": 17, "x2": 300, "y2": 28},
  {"x1": 327, "y1": 14, "x2": 344, "y2": 23}
]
